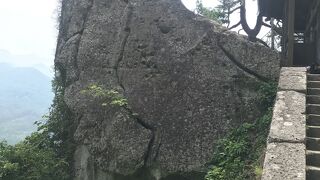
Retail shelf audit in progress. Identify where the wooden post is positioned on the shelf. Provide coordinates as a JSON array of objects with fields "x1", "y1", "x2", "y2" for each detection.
[
  {"x1": 287, "y1": 0, "x2": 295, "y2": 66},
  {"x1": 271, "y1": 18, "x2": 275, "y2": 50}
]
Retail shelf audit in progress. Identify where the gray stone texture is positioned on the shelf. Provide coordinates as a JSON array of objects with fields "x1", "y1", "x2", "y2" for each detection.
[
  {"x1": 262, "y1": 67, "x2": 307, "y2": 180},
  {"x1": 279, "y1": 67, "x2": 307, "y2": 93},
  {"x1": 262, "y1": 142, "x2": 306, "y2": 180},
  {"x1": 55, "y1": 0, "x2": 280, "y2": 179},
  {"x1": 74, "y1": 145, "x2": 95, "y2": 180},
  {"x1": 268, "y1": 91, "x2": 306, "y2": 143},
  {"x1": 278, "y1": 67, "x2": 306, "y2": 93}
]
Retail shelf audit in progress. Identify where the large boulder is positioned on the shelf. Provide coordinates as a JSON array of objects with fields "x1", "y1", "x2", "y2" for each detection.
[{"x1": 55, "y1": 0, "x2": 280, "y2": 179}]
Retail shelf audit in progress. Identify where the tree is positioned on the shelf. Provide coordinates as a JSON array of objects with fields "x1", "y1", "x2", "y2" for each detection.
[
  {"x1": 197, "y1": 0, "x2": 282, "y2": 48},
  {"x1": 215, "y1": 0, "x2": 264, "y2": 41},
  {"x1": 216, "y1": 0, "x2": 241, "y2": 26},
  {"x1": 0, "y1": 129, "x2": 70, "y2": 180},
  {"x1": 196, "y1": 0, "x2": 224, "y2": 22},
  {"x1": 0, "y1": 69, "x2": 75, "y2": 180}
]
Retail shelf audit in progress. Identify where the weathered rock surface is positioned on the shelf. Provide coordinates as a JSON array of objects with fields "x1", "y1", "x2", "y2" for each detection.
[
  {"x1": 55, "y1": 0, "x2": 280, "y2": 179},
  {"x1": 268, "y1": 91, "x2": 306, "y2": 143},
  {"x1": 278, "y1": 67, "x2": 306, "y2": 93},
  {"x1": 262, "y1": 142, "x2": 305, "y2": 180}
]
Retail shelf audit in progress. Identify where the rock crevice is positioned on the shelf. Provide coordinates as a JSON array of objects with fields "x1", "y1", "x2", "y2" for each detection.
[
  {"x1": 218, "y1": 43, "x2": 270, "y2": 82},
  {"x1": 125, "y1": 106, "x2": 158, "y2": 167},
  {"x1": 115, "y1": 3, "x2": 133, "y2": 92}
]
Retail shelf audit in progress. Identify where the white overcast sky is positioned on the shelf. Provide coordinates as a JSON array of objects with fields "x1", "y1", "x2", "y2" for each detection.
[
  {"x1": 0, "y1": 0, "x2": 262, "y2": 68},
  {"x1": 182, "y1": 0, "x2": 263, "y2": 31},
  {"x1": 0, "y1": 0, "x2": 58, "y2": 67}
]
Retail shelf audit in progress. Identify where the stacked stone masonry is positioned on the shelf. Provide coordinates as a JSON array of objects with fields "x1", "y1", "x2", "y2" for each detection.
[{"x1": 262, "y1": 67, "x2": 307, "y2": 180}]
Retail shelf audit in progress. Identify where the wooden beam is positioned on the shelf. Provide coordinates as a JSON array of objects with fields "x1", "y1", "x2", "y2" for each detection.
[
  {"x1": 305, "y1": 1, "x2": 320, "y2": 34},
  {"x1": 287, "y1": 0, "x2": 295, "y2": 66}
]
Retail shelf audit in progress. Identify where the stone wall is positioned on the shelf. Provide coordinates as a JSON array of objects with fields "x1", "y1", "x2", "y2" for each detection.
[{"x1": 262, "y1": 67, "x2": 306, "y2": 180}]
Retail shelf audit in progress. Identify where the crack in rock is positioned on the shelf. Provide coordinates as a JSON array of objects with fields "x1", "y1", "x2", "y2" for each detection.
[
  {"x1": 56, "y1": 31, "x2": 82, "y2": 62},
  {"x1": 72, "y1": 0, "x2": 94, "y2": 84},
  {"x1": 218, "y1": 41, "x2": 271, "y2": 83},
  {"x1": 57, "y1": 0, "x2": 94, "y2": 88},
  {"x1": 115, "y1": 3, "x2": 133, "y2": 92},
  {"x1": 124, "y1": 107, "x2": 159, "y2": 166},
  {"x1": 113, "y1": 1, "x2": 160, "y2": 168}
]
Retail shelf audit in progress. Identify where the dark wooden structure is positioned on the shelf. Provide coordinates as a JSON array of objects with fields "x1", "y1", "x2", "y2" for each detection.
[{"x1": 259, "y1": 0, "x2": 320, "y2": 67}]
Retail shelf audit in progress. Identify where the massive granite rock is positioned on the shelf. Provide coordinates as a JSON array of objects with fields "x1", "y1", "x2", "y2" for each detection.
[{"x1": 55, "y1": 0, "x2": 280, "y2": 179}]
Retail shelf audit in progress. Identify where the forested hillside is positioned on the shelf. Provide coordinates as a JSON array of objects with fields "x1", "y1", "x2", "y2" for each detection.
[{"x1": 0, "y1": 63, "x2": 53, "y2": 144}]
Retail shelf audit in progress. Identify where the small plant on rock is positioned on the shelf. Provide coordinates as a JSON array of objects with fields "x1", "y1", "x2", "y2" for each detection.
[{"x1": 81, "y1": 84, "x2": 128, "y2": 108}]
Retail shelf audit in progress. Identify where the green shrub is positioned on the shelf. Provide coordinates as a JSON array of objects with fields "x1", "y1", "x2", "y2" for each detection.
[
  {"x1": 0, "y1": 74, "x2": 74, "y2": 180},
  {"x1": 205, "y1": 82, "x2": 276, "y2": 180},
  {"x1": 196, "y1": 0, "x2": 223, "y2": 22},
  {"x1": 81, "y1": 84, "x2": 128, "y2": 107},
  {"x1": 0, "y1": 129, "x2": 70, "y2": 180}
]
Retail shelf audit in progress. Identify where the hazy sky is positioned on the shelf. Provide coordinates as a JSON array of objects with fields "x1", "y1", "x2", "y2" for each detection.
[
  {"x1": 182, "y1": 0, "x2": 263, "y2": 31},
  {"x1": 182, "y1": 0, "x2": 219, "y2": 9},
  {"x1": 0, "y1": 0, "x2": 263, "y2": 68},
  {"x1": 0, "y1": 0, "x2": 58, "y2": 67}
]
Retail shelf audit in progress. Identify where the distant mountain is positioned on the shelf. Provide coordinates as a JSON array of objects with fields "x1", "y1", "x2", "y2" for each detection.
[
  {"x1": 0, "y1": 49, "x2": 53, "y2": 77},
  {"x1": 0, "y1": 63, "x2": 53, "y2": 144}
]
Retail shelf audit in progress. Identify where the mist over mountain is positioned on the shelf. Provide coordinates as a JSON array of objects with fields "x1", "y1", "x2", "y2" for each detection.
[
  {"x1": 0, "y1": 62, "x2": 53, "y2": 144},
  {"x1": 0, "y1": 49, "x2": 53, "y2": 77}
]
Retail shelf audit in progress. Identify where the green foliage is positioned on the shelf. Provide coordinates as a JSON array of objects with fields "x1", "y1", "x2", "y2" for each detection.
[
  {"x1": 0, "y1": 129, "x2": 69, "y2": 180},
  {"x1": 257, "y1": 82, "x2": 277, "y2": 109},
  {"x1": 42, "y1": 70, "x2": 76, "y2": 178},
  {"x1": 81, "y1": 84, "x2": 128, "y2": 108},
  {"x1": 0, "y1": 64, "x2": 75, "y2": 180},
  {"x1": 254, "y1": 166, "x2": 263, "y2": 178},
  {"x1": 196, "y1": 0, "x2": 224, "y2": 22},
  {"x1": 215, "y1": 0, "x2": 241, "y2": 24},
  {"x1": 196, "y1": 0, "x2": 242, "y2": 25},
  {"x1": 205, "y1": 82, "x2": 276, "y2": 180},
  {"x1": 205, "y1": 110, "x2": 273, "y2": 180}
]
